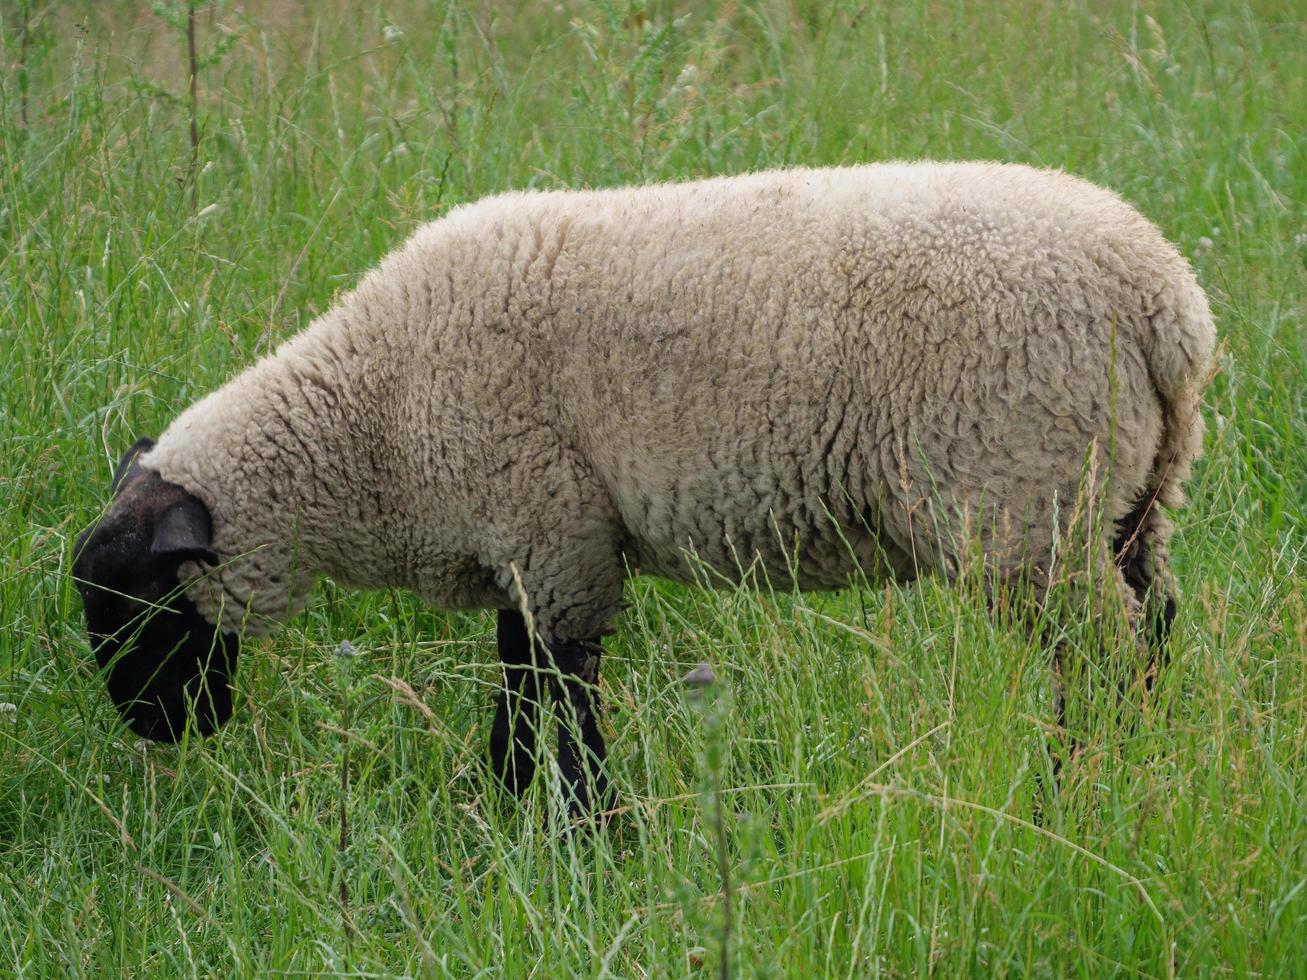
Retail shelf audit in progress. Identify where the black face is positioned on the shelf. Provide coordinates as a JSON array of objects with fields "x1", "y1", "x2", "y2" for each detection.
[{"x1": 72, "y1": 437, "x2": 240, "y2": 742}]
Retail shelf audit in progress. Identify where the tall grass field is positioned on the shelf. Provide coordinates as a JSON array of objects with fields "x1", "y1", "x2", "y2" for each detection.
[{"x1": 2, "y1": 1, "x2": 1304, "y2": 975}]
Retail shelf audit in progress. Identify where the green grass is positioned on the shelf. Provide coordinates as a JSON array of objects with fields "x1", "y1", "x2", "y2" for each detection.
[{"x1": 2, "y1": 0, "x2": 1304, "y2": 975}]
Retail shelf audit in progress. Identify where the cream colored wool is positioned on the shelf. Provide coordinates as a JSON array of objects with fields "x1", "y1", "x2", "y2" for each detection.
[{"x1": 143, "y1": 162, "x2": 1215, "y2": 640}]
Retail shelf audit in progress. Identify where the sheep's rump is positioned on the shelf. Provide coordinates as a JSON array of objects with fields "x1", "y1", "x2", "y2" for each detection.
[{"x1": 430, "y1": 163, "x2": 1211, "y2": 589}]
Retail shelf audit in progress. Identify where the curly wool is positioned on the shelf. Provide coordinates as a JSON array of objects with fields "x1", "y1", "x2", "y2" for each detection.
[{"x1": 143, "y1": 162, "x2": 1215, "y2": 640}]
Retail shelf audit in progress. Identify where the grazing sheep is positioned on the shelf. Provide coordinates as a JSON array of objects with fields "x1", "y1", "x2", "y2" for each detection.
[{"x1": 73, "y1": 162, "x2": 1215, "y2": 816}]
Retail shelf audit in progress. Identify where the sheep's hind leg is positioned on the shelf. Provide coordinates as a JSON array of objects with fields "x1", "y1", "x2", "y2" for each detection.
[
  {"x1": 1028, "y1": 500, "x2": 1177, "y2": 805},
  {"x1": 489, "y1": 609, "x2": 545, "y2": 796},
  {"x1": 1113, "y1": 495, "x2": 1178, "y2": 714},
  {"x1": 547, "y1": 637, "x2": 611, "y2": 821},
  {"x1": 1032, "y1": 553, "x2": 1145, "y2": 788},
  {"x1": 1048, "y1": 540, "x2": 1159, "y2": 783}
]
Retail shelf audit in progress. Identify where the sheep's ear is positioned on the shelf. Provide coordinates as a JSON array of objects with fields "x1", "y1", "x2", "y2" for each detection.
[
  {"x1": 111, "y1": 437, "x2": 157, "y2": 494},
  {"x1": 151, "y1": 498, "x2": 218, "y2": 566}
]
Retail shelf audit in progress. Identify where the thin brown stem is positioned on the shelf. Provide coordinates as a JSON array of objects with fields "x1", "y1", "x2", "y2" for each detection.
[
  {"x1": 18, "y1": 1, "x2": 31, "y2": 132},
  {"x1": 186, "y1": 0, "x2": 199, "y2": 209},
  {"x1": 339, "y1": 731, "x2": 353, "y2": 960},
  {"x1": 714, "y1": 773, "x2": 732, "y2": 980}
]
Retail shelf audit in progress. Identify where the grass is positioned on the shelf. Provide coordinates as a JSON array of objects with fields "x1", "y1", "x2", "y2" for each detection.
[{"x1": 1, "y1": 0, "x2": 1304, "y2": 974}]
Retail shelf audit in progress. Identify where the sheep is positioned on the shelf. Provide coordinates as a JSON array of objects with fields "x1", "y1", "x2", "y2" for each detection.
[{"x1": 72, "y1": 162, "x2": 1215, "y2": 816}]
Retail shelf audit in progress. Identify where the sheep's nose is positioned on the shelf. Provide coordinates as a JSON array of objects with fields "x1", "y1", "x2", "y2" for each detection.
[{"x1": 120, "y1": 685, "x2": 229, "y2": 743}]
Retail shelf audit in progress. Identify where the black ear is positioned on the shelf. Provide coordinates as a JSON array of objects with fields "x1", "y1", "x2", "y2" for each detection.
[
  {"x1": 151, "y1": 498, "x2": 218, "y2": 566},
  {"x1": 111, "y1": 437, "x2": 157, "y2": 494}
]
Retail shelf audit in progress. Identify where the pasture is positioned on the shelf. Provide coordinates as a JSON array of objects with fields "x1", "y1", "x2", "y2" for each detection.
[{"x1": 1, "y1": 0, "x2": 1304, "y2": 975}]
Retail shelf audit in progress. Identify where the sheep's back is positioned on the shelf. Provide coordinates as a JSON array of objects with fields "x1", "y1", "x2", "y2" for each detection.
[
  {"x1": 366, "y1": 164, "x2": 1209, "y2": 591},
  {"x1": 503, "y1": 164, "x2": 1209, "y2": 585}
]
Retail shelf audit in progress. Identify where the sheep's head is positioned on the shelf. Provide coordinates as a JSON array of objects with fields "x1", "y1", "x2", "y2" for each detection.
[{"x1": 72, "y1": 437, "x2": 239, "y2": 742}]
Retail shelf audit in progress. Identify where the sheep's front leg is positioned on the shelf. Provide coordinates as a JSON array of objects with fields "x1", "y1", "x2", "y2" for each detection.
[
  {"x1": 489, "y1": 609, "x2": 544, "y2": 796},
  {"x1": 547, "y1": 638, "x2": 611, "y2": 819}
]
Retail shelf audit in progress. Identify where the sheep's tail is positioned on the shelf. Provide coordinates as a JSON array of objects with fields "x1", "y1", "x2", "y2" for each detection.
[
  {"x1": 1137, "y1": 268, "x2": 1217, "y2": 512},
  {"x1": 1108, "y1": 266, "x2": 1214, "y2": 663}
]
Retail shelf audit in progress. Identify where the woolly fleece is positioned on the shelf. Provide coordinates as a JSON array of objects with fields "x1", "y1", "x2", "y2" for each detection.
[{"x1": 143, "y1": 162, "x2": 1215, "y2": 641}]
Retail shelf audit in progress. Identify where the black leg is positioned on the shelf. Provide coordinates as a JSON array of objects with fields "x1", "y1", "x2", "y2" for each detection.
[
  {"x1": 489, "y1": 609, "x2": 544, "y2": 796},
  {"x1": 1113, "y1": 498, "x2": 1178, "y2": 705},
  {"x1": 547, "y1": 638, "x2": 611, "y2": 819},
  {"x1": 1049, "y1": 647, "x2": 1071, "y2": 783}
]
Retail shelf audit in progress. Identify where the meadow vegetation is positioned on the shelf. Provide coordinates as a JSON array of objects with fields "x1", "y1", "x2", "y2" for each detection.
[{"x1": 1, "y1": 0, "x2": 1303, "y2": 974}]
